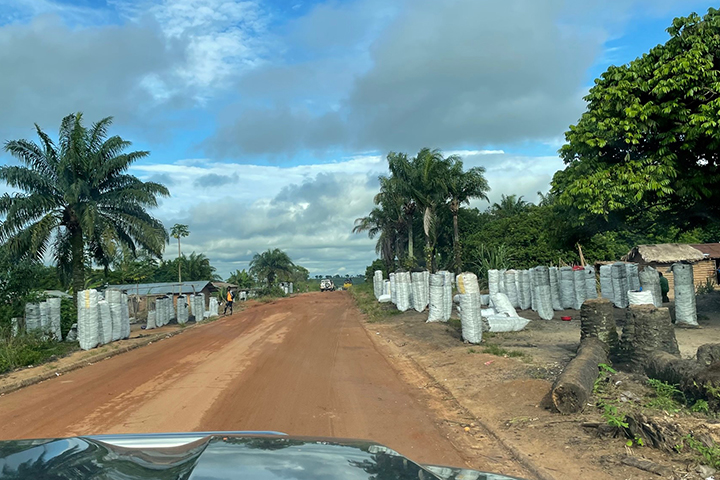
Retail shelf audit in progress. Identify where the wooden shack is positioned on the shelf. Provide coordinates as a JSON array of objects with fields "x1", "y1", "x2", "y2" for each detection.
[{"x1": 623, "y1": 244, "x2": 718, "y2": 298}]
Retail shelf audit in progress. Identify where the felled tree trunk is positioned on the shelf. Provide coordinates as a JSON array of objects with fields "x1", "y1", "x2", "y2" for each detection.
[
  {"x1": 697, "y1": 343, "x2": 720, "y2": 367},
  {"x1": 620, "y1": 305, "x2": 679, "y2": 371},
  {"x1": 552, "y1": 338, "x2": 608, "y2": 414},
  {"x1": 580, "y1": 298, "x2": 618, "y2": 355},
  {"x1": 646, "y1": 351, "x2": 720, "y2": 409}
]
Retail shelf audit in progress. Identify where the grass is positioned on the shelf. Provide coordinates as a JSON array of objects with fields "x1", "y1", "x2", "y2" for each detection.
[
  {"x1": 646, "y1": 378, "x2": 684, "y2": 413},
  {"x1": 0, "y1": 332, "x2": 78, "y2": 374},
  {"x1": 350, "y1": 282, "x2": 400, "y2": 323},
  {"x1": 680, "y1": 435, "x2": 720, "y2": 469},
  {"x1": 482, "y1": 343, "x2": 526, "y2": 358}
]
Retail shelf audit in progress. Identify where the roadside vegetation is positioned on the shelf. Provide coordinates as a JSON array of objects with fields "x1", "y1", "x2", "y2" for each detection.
[{"x1": 349, "y1": 282, "x2": 400, "y2": 323}]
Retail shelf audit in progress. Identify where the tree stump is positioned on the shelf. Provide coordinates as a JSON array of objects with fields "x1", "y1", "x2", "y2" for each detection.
[
  {"x1": 552, "y1": 338, "x2": 608, "y2": 414},
  {"x1": 620, "y1": 305, "x2": 679, "y2": 372},
  {"x1": 580, "y1": 298, "x2": 618, "y2": 355},
  {"x1": 697, "y1": 343, "x2": 720, "y2": 367}
]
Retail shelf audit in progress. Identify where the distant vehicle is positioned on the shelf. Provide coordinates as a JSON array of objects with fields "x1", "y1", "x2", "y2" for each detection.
[
  {"x1": 0, "y1": 432, "x2": 525, "y2": 479},
  {"x1": 343, "y1": 278, "x2": 353, "y2": 289},
  {"x1": 320, "y1": 279, "x2": 335, "y2": 292}
]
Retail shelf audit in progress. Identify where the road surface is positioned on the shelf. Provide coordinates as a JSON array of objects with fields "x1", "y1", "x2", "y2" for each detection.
[{"x1": 0, "y1": 292, "x2": 466, "y2": 467}]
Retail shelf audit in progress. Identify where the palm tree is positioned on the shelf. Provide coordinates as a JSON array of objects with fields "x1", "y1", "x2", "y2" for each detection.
[
  {"x1": 408, "y1": 148, "x2": 454, "y2": 272},
  {"x1": 386, "y1": 152, "x2": 417, "y2": 262},
  {"x1": 249, "y1": 248, "x2": 295, "y2": 285},
  {"x1": 446, "y1": 161, "x2": 490, "y2": 273},
  {"x1": 0, "y1": 113, "x2": 169, "y2": 297},
  {"x1": 183, "y1": 251, "x2": 219, "y2": 281},
  {"x1": 227, "y1": 269, "x2": 253, "y2": 289},
  {"x1": 491, "y1": 194, "x2": 529, "y2": 218},
  {"x1": 353, "y1": 206, "x2": 397, "y2": 268},
  {"x1": 170, "y1": 223, "x2": 189, "y2": 293}
]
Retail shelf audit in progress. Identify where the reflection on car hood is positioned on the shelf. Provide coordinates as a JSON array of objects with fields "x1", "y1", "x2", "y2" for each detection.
[{"x1": 0, "y1": 432, "x2": 525, "y2": 480}]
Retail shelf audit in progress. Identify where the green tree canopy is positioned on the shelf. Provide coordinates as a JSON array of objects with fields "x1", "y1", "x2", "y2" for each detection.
[
  {"x1": 249, "y1": 249, "x2": 295, "y2": 285},
  {"x1": 553, "y1": 8, "x2": 720, "y2": 230},
  {"x1": 227, "y1": 269, "x2": 254, "y2": 289},
  {"x1": 0, "y1": 113, "x2": 169, "y2": 296}
]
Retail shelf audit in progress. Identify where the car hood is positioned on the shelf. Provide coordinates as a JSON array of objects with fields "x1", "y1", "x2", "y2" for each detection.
[{"x1": 0, "y1": 432, "x2": 524, "y2": 479}]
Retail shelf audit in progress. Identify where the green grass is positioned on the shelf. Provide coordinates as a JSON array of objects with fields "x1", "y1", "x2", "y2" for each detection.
[
  {"x1": 350, "y1": 282, "x2": 400, "y2": 323},
  {"x1": 680, "y1": 435, "x2": 720, "y2": 469},
  {"x1": 482, "y1": 343, "x2": 526, "y2": 358},
  {"x1": 646, "y1": 378, "x2": 684, "y2": 412},
  {"x1": 0, "y1": 332, "x2": 78, "y2": 374}
]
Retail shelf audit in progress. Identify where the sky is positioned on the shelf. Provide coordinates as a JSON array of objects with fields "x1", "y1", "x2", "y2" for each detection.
[{"x1": 0, "y1": 0, "x2": 716, "y2": 278}]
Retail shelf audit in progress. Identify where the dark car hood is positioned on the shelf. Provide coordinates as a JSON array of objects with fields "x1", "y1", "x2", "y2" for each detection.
[{"x1": 0, "y1": 432, "x2": 523, "y2": 479}]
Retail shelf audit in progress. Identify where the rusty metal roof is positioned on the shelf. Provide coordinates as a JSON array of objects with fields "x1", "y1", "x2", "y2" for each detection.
[{"x1": 691, "y1": 243, "x2": 720, "y2": 259}]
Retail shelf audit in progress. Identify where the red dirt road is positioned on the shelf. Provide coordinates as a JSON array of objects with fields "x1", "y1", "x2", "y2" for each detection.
[{"x1": 0, "y1": 292, "x2": 465, "y2": 467}]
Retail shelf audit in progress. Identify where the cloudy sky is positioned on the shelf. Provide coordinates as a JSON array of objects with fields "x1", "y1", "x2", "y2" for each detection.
[{"x1": 0, "y1": 0, "x2": 715, "y2": 277}]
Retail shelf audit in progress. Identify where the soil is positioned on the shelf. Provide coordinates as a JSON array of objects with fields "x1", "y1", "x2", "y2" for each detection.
[
  {"x1": 0, "y1": 292, "x2": 532, "y2": 479},
  {"x1": 366, "y1": 291, "x2": 720, "y2": 480}
]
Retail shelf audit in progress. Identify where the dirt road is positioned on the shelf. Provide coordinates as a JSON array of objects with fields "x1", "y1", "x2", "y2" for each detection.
[{"x1": 0, "y1": 292, "x2": 468, "y2": 468}]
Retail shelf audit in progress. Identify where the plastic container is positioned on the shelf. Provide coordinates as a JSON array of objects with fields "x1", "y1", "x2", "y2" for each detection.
[{"x1": 561, "y1": 316, "x2": 572, "y2": 321}]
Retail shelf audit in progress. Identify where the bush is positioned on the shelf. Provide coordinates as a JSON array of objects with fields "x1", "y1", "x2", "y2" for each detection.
[
  {"x1": 60, "y1": 298, "x2": 77, "y2": 338},
  {"x1": 254, "y1": 285, "x2": 286, "y2": 298},
  {"x1": 0, "y1": 331, "x2": 77, "y2": 374}
]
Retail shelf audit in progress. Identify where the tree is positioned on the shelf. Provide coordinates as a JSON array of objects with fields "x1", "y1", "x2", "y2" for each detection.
[
  {"x1": 553, "y1": 8, "x2": 720, "y2": 230},
  {"x1": 249, "y1": 249, "x2": 295, "y2": 285},
  {"x1": 446, "y1": 161, "x2": 490, "y2": 273},
  {"x1": 490, "y1": 194, "x2": 529, "y2": 218},
  {"x1": 227, "y1": 269, "x2": 253, "y2": 289},
  {"x1": 170, "y1": 224, "x2": 189, "y2": 289},
  {"x1": 0, "y1": 113, "x2": 169, "y2": 297},
  {"x1": 408, "y1": 148, "x2": 454, "y2": 272},
  {"x1": 386, "y1": 152, "x2": 417, "y2": 262}
]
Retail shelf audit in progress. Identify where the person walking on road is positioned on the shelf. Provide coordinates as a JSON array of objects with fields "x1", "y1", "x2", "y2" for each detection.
[
  {"x1": 659, "y1": 272, "x2": 670, "y2": 303},
  {"x1": 224, "y1": 289, "x2": 235, "y2": 315}
]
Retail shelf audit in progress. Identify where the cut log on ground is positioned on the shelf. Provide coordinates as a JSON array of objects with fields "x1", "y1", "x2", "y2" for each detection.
[
  {"x1": 552, "y1": 338, "x2": 608, "y2": 414},
  {"x1": 646, "y1": 351, "x2": 720, "y2": 410},
  {"x1": 580, "y1": 298, "x2": 618, "y2": 354},
  {"x1": 620, "y1": 305, "x2": 679, "y2": 371},
  {"x1": 697, "y1": 343, "x2": 720, "y2": 367}
]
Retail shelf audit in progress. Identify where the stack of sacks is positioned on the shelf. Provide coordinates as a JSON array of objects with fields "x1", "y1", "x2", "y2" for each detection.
[
  {"x1": 559, "y1": 267, "x2": 576, "y2": 309},
  {"x1": 373, "y1": 270, "x2": 383, "y2": 299},
  {"x1": 599, "y1": 265, "x2": 614, "y2": 303},
  {"x1": 457, "y1": 292, "x2": 482, "y2": 343},
  {"x1": 504, "y1": 270, "x2": 520, "y2": 309},
  {"x1": 671, "y1": 263, "x2": 698, "y2": 326},
  {"x1": 549, "y1": 267, "x2": 563, "y2": 311},
  {"x1": 533, "y1": 266, "x2": 554, "y2": 320},
  {"x1": 98, "y1": 299, "x2": 113, "y2": 345},
  {"x1": 441, "y1": 271, "x2": 454, "y2": 320},
  {"x1": 77, "y1": 289, "x2": 100, "y2": 351},
  {"x1": 395, "y1": 272, "x2": 411, "y2": 312},
  {"x1": 610, "y1": 263, "x2": 629, "y2": 308},
  {"x1": 638, "y1": 266, "x2": 662, "y2": 307},
  {"x1": 625, "y1": 263, "x2": 640, "y2": 292},
  {"x1": 487, "y1": 269, "x2": 501, "y2": 296},
  {"x1": 389, "y1": 273, "x2": 397, "y2": 304},
  {"x1": 572, "y1": 268, "x2": 586, "y2": 310},
  {"x1": 177, "y1": 295, "x2": 189, "y2": 324},
  {"x1": 584, "y1": 266, "x2": 598, "y2": 299},
  {"x1": 427, "y1": 273, "x2": 445, "y2": 322},
  {"x1": 209, "y1": 297, "x2": 219, "y2": 317}
]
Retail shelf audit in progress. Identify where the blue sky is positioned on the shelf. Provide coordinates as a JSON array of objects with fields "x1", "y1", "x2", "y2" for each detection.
[{"x1": 0, "y1": 0, "x2": 716, "y2": 277}]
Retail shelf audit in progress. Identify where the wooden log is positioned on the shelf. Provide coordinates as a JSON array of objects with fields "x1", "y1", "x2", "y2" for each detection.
[
  {"x1": 552, "y1": 338, "x2": 608, "y2": 414},
  {"x1": 620, "y1": 305, "x2": 679, "y2": 372},
  {"x1": 580, "y1": 298, "x2": 618, "y2": 354},
  {"x1": 697, "y1": 343, "x2": 720, "y2": 367},
  {"x1": 646, "y1": 351, "x2": 720, "y2": 409}
]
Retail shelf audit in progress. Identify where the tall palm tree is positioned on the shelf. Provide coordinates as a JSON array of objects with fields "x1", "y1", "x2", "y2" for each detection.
[
  {"x1": 491, "y1": 194, "x2": 529, "y2": 218},
  {"x1": 446, "y1": 161, "x2": 490, "y2": 273},
  {"x1": 408, "y1": 148, "x2": 454, "y2": 272},
  {"x1": 0, "y1": 113, "x2": 169, "y2": 297},
  {"x1": 170, "y1": 223, "x2": 189, "y2": 294},
  {"x1": 182, "y1": 252, "x2": 219, "y2": 281},
  {"x1": 353, "y1": 206, "x2": 398, "y2": 267},
  {"x1": 249, "y1": 248, "x2": 295, "y2": 285},
  {"x1": 386, "y1": 152, "x2": 417, "y2": 263}
]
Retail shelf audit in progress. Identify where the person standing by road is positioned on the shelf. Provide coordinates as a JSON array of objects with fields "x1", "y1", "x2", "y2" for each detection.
[
  {"x1": 659, "y1": 272, "x2": 670, "y2": 303},
  {"x1": 224, "y1": 289, "x2": 235, "y2": 315}
]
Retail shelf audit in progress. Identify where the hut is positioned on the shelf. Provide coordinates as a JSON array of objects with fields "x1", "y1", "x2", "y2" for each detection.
[
  {"x1": 108, "y1": 280, "x2": 218, "y2": 320},
  {"x1": 623, "y1": 244, "x2": 717, "y2": 298}
]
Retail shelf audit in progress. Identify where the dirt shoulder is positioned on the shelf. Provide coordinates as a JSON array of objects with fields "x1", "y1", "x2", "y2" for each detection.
[{"x1": 358, "y1": 291, "x2": 720, "y2": 480}]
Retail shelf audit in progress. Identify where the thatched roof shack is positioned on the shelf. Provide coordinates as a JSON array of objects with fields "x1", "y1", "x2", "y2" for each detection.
[{"x1": 624, "y1": 244, "x2": 719, "y2": 297}]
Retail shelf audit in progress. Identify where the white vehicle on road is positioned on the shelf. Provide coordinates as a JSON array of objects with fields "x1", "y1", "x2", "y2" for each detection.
[{"x1": 320, "y1": 279, "x2": 335, "y2": 292}]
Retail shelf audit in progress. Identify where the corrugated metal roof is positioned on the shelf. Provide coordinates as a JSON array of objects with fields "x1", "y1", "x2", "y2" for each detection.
[
  {"x1": 624, "y1": 244, "x2": 706, "y2": 263},
  {"x1": 107, "y1": 281, "x2": 214, "y2": 296},
  {"x1": 691, "y1": 243, "x2": 720, "y2": 260}
]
